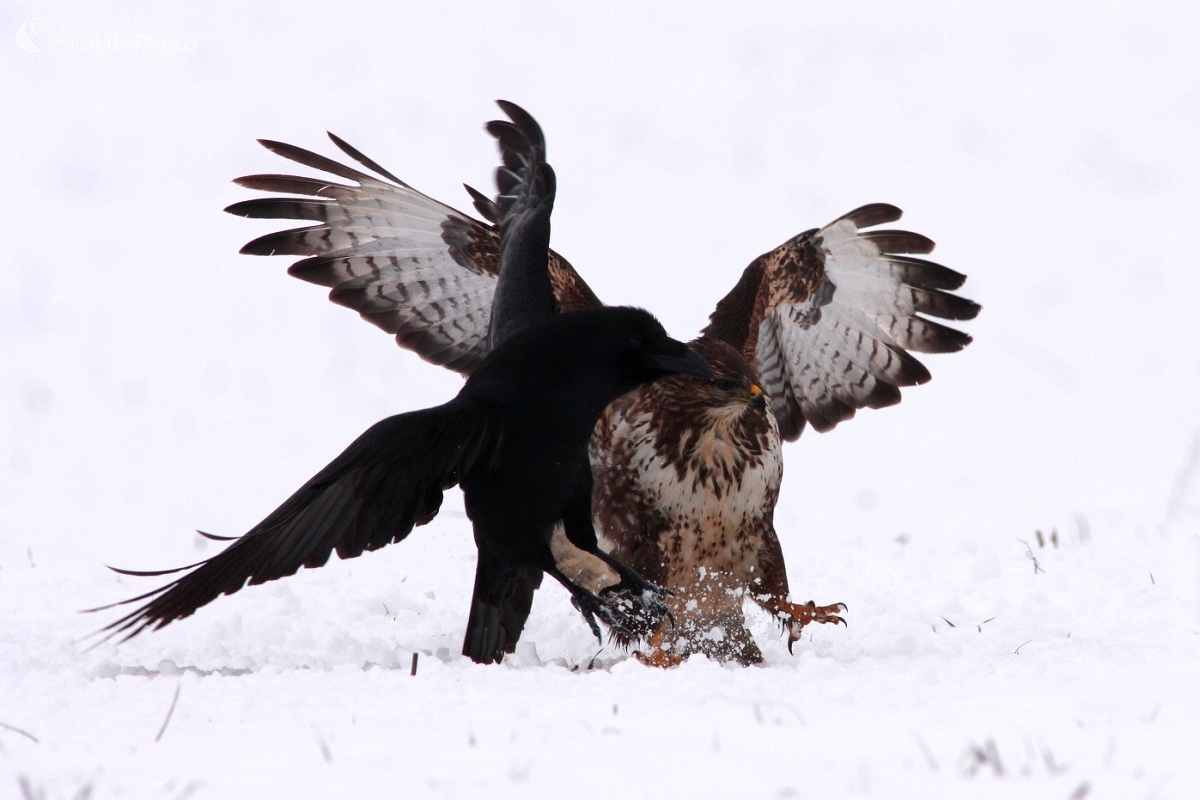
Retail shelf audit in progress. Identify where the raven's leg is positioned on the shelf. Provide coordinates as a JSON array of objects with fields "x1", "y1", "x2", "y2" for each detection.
[{"x1": 559, "y1": 467, "x2": 672, "y2": 630}]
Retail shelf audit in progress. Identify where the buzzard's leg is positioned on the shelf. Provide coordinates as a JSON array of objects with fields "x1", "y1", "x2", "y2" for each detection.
[
  {"x1": 633, "y1": 629, "x2": 687, "y2": 668},
  {"x1": 750, "y1": 532, "x2": 845, "y2": 653}
]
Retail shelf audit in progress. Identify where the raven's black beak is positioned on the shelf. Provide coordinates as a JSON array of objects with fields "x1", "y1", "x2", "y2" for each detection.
[{"x1": 642, "y1": 339, "x2": 714, "y2": 381}]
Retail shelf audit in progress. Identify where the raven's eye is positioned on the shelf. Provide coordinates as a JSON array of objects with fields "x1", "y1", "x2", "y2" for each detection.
[{"x1": 627, "y1": 335, "x2": 644, "y2": 350}]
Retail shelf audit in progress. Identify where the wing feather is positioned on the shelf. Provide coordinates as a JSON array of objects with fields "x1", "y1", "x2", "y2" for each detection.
[
  {"x1": 226, "y1": 127, "x2": 599, "y2": 375},
  {"x1": 90, "y1": 399, "x2": 501, "y2": 641},
  {"x1": 705, "y1": 204, "x2": 979, "y2": 439}
]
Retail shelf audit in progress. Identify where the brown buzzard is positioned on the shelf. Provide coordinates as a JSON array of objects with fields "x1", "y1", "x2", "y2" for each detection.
[{"x1": 225, "y1": 103, "x2": 979, "y2": 665}]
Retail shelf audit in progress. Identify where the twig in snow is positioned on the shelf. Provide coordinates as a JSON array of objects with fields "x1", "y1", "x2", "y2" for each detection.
[
  {"x1": 1166, "y1": 432, "x2": 1200, "y2": 522},
  {"x1": 1017, "y1": 538, "x2": 1044, "y2": 574},
  {"x1": 1068, "y1": 781, "x2": 1092, "y2": 800},
  {"x1": 313, "y1": 727, "x2": 333, "y2": 763},
  {"x1": 155, "y1": 685, "x2": 181, "y2": 742},
  {"x1": 410, "y1": 652, "x2": 419, "y2": 676},
  {"x1": 913, "y1": 732, "x2": 939, "y2": 771},
  {"x1": 1074, "y1": 513, "x2": 1090, "y2": 544},
  {"x1": 1014, "y1": 639, "x2": 1032, "y2": 654},
  {"x1": 17, "y1": 776, "x2": 41, "y2": 800},
  {"x1": 0, "y1": 721, "x2": 39, "y2": 744},
  {"x1": 961, "y1": 738, "x2": 1004, "y2": 778},
  {"x1": 1041, "y1": 746, "x2": 1067, "y2": 775}
]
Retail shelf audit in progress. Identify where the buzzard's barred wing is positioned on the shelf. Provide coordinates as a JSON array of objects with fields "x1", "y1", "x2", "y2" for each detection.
[
  {"x1": 89, "y1": 399, "x2": 502, "y2": 642},
  {"x1": 225, "y1": 132, "x2": 598, "y2": 375},
  {"x1": 704, "y1": 204, "x2": 979, "y2": 440}
]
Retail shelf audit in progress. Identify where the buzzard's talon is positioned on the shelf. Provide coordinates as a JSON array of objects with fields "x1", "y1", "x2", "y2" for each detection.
[
  {"x1": 770, "y1": 599, "x2": 848, "y2": 653},
  {"x1": 634, "y1": 630, "x2": 687, "y2": 668}
]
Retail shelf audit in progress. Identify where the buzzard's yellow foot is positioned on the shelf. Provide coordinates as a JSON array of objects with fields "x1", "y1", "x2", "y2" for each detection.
[
  {"x1": 773, "y1": 600, "x2": 847, "y2": 654},
  {"x1": 634, "y1": 630, "x2": 688, "y2": 668},
  {"x1": 781, "y1": 599, "x2": 847, "y2": 627}
]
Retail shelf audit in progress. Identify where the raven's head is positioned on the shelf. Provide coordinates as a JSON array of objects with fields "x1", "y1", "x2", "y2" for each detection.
[
  {"x1": 466, "y1": 306, "x2": 712, "y2": 409},
  {"x1": 626, "y1": 322, "x2": 713, "y2": 385}
]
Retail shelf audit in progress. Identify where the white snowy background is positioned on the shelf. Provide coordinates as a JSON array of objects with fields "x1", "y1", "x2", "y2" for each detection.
[{"x1": 3, "y1": 2, "x2": 1199, "y2": 798}]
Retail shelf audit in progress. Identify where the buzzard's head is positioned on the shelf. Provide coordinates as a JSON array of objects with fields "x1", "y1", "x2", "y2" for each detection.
[
  {"x1": 627, "y1": 335, "x2": 780, "y2": 481},
  {"x1": 653, "y1": 337, "x2": 771, "y2": 422},
  {"x1": 603, "y1": 333, "x2": 781, "y2": 496}
]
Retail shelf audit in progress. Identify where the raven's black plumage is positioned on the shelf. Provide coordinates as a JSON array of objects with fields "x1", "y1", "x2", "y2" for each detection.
[
  {"x1": 92, "y1": 306, "x2": 712, "y2": 652},
  {"x1": 461, "y1": 102, "x2": 571, "y2": 662},
  {"x1": 483, "y1": 99, "x2": 558, "y2": 349}
]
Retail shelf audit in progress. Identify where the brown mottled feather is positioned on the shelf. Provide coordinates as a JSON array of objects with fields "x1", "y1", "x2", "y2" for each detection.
[
  {"x1": 225, "y1": 134, "x2": 599, "y2": 375},
  {"x1": 705, "y1": 203, "x2": 979, "y2": 440}
]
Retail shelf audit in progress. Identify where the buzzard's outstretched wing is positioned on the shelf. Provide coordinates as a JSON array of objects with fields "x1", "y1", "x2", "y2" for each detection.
[
  {"x1": 225, "y1": 131, "x2": 599, "y2": 375},
  {"x1": 703, "y1": 204, "x2": 980, "y2": 440}
]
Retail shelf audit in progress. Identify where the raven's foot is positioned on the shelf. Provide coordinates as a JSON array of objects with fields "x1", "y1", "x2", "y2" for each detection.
[
  {"x1": 599, "y1": 576, "x2": 673, "y2": 636},
  {"x1": 550, "y1": 564, "x2": 673, "y2": 644},
  {"x1": 567, "y1": 581, "x2": 672, "y2": 644},
  {"x1": 569, "y1": 590, "x2": 640, "y2": 643}
]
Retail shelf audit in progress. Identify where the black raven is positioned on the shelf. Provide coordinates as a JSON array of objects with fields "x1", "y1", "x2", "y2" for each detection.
[{"x1": 92, "y1": 306, "x2": 712, "y2": 658}]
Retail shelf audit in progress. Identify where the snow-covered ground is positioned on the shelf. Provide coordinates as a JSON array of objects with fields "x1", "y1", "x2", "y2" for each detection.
[{"x1": 4, "y1": 2, "x2": 1199, "y2": 798}]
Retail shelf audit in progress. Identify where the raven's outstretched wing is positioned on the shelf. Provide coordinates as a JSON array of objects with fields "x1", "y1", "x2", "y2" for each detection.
[
  {"x1": 91, "y1": 399, "x2": 502, "y2": 641},
  {"x1": 703, "y1": 204, "x2": 980, "y2": 440},
  {"x1": 225, "y1": 119, "x2": 599, "y2": 375}
]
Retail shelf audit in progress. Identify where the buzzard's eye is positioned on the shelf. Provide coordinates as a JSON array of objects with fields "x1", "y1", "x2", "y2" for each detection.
[{"x1": 714, "y1": 379, "x2": 740, "y2": 392}]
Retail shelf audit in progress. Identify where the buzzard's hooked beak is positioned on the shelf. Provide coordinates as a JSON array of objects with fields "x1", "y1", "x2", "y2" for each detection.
[
  {"x1": 642, "y1": 340, "x2": 714, "y2": 382},
  {"x1": 741, "y1": 384, "x2": 767, "y2": 411}
]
